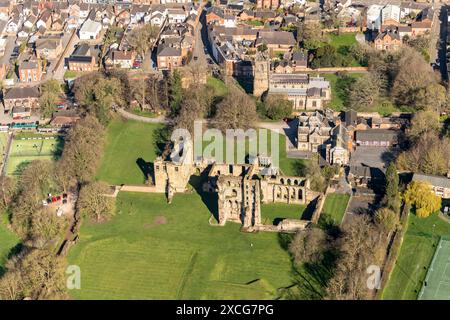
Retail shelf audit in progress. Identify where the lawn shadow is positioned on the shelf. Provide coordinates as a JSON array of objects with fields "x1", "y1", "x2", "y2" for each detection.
[
  {"x1": 300, "y1": 199, "x2": 318, "y2": 221},
  {"x1": 136, "y1": 158, "x2": 153, "y2": 184},
  {"x1": 52, "y1": 135, "x2": 65, "y2": 159},
  {"x1": 276, "y1": 233, "x2": 338, "y2": 300},
  {"x1": 188, "y1": 169, "x2": 219, "y2": 222},
  {"x1": 318, "y1": 213, "x2": 342, "y2": 238},
  {"x1": 0, "y1": 243, "x2": 23, "y2": 277}
]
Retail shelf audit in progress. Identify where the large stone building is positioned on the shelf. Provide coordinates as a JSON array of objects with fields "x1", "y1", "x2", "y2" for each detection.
[
  {"x1": 296, "y1": 110, "x2": 351, "y2": 165},
  {"x1": 253, "y1": 61, "x2": 331, "y2": 111}
]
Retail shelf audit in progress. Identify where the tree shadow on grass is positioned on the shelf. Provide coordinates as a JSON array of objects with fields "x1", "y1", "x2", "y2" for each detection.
[
  {"x1": 136, "y1": 158, "x2": 153, "y2": 184},
  {"x1": 188, "y1": 169, "x2": 219, "y2": 222},
  {"x1": 276, "y1": 233, "x2": 339, "y2": 300},
  {"x1": 318, "y1": 214, "x2": 342, "y2": 238},
  {"x1": 0, "y1": 243, "x2": 23, "y2": 277}
]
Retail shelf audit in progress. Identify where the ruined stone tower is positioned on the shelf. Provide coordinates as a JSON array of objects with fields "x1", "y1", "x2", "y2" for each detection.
[{"x1": 253, "y1": 52, "x2": 269, "y2": 97}]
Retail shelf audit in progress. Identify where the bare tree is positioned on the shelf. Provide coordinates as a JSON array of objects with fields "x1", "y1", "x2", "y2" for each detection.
[{"x1": 77, "y1": 181, "x2": 115, "y2": 223}]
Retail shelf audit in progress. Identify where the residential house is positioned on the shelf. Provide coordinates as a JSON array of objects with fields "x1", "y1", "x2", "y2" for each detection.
[
  {"x1": 374, "y1": 27, "x2": 402, "y2": 51},
  {"x1": 412, "y1": 173, "x2": 450, "y2": 198},
  {"x1": 67, "y1": 43, "x2": 97, "y2": 72},
  {"x1": 206, "y1": 6, "x2": 224, "y2": 25},
  {"x1": 79, "y1": 19, "x2": 102, "y2": 40},
  {"x1": 12, "y1": 106, "x2": 32, "y2": 119},
  {"x1": 50, "y1": 110, "x2": 81, "y2": 128},
  {"x1": 255, "y1": 31, "x2": 296, "y2": 53},
  {"x1": 105, "y1": 49, "x2": 136, "y2": 69},
  {"x1": 37, "y1": 10, "x2": 52, "y2": 30},
  {"x1": 6, "y1": 16, "x2": 21, "y2": 34},
  {"x1": 0, "y1": 0, "x2": 11, "y2": 21},
  {"x1": 3, "y1": 86, "x2": 40, "y2": 113},
  {"x1": 256, "y1": 0, "x2": 279, "y2": 10},
  {"x1": 157, "y1": 43, "x2": 183, "y2": 70},
  {"x1": 381, "y1": 5, "x2": 401, "y2": 30},
  {"x1": 19, "y1": 56, "x2": 42, "y2": 83},
  {"x1": 167, "y1": 8, "x2": 187, "y2": 24},
  {"x1": 35, "y1": 36, "x2": 63, "y2": 60},
  {"x1": 366, "y1": 5, "x2": 383, "y2": 31}
]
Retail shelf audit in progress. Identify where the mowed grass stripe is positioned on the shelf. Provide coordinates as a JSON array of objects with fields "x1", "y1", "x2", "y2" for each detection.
[{"x1": 68, "y1": 192, "x2": 293, "y2": 299}]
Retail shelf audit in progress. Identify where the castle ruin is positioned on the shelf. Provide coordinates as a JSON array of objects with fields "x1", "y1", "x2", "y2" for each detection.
[{"x1": 152, "y1": 138, "x2": 323, "y2": 232}]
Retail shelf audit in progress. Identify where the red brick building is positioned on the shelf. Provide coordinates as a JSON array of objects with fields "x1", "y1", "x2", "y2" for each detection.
[
  {"x1": 256, "y1": 0, "x2": 279, "y2": 9},
  {"x1": 19, "y1": 60, "x2": 42, "y2": 83}
]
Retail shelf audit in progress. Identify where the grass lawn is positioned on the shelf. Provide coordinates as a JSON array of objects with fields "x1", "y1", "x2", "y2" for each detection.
[
  {"x1": 0, "y1": 132, "x2": 8, "y2": 166},
  {"x1": 96, "y1": 119, "x2": 162, "y2": 185},
  {"x1": 382, "y1": 211, "x2": 450, "y2": 300},
  {"x1": 64, "y1": 70, "x2": 80, "y2": 79},
  {"x1": 129, "y1": 108, "x2": 157, "y2": 118},
  {"x1": 0, "y1": 214, "x2": 19, "y2": 275},
  {"x1": 207, "y1": 76, "x2": 228, "y2": 97},
  {"x1": 328, "y1": 32, "x2": 358, "y2": 48},
  {"x1": 318, "y1": 193, "x2": 350, "y2": 227},
  {"x1": 98, "y1": 119, "x2": 306, "y2": 185},
  {"x1": 261, "y1": 203, "x2": 307, "y2": 225},
  {"x1": 6, "y1": 136, "x2": 64, "y2": 176},
  {"x1": 67, "y1": 191, "x2": 294, "y2": 299},
  {"x1": 245, "y1": 20, "x2": 264, "y2": 27}
]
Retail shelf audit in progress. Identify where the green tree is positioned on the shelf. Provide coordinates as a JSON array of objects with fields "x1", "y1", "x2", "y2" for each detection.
[
  {"x1": 264, "y1": 95, "x2": 293, "y2": 120},
  {"x1": 348, "y1": 73, "x2": 381, "y2": 111},
  {"x1": 375, "y1": 207, "x2": 398, "y2": 234},
  {"x1": 383, "y1": 162, "x2": 400, "y2": 213},
  {"x1": 39, "y1": 80, "x2": 62, "y2": 118},
  {"x1": 168, "y1": 70, "x2": 183, "y2": 116}
]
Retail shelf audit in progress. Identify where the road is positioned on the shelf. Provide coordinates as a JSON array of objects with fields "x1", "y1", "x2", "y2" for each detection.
[
  {"x1": 437, "y1": 5, "x2": 448, "y2": 81},
  {"x1": 191, "y1": 5, "x2": 208, "y2": 66},
  {"x1": 429, "y1": 3, "x2": 443, "y2": 65},
  {"x1": 0, "y1": 36, "x2": 16, "y2": 65}
]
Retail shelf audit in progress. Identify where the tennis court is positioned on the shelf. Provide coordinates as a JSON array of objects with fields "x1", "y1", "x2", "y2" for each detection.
[
  {"x1": 419, "y1": 238, "x2": 450, "y2": 300},
  {"x1": 6, "y1": 136, "x2": 64, "y2": 176}
]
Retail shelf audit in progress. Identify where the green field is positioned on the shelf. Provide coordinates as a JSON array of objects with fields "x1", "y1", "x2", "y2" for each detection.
[
  {"x1": 0, "y1": 215, "x2": 20, "y2": 275},
  {"x1": 261, "y1": 203, "x2": 307, "y2": 225},
  {"x1": 67, "y1": 191, "x2": 294, "y2": 299},
  {"x1": 318, "y1": 193, "x2": 350, "y2": 227},
  {"x1": 206, "y1": 76, "x2": 228, "y2": 97},
  {"x1": 328, "y1": 33, "x2": 358, "y2": 48},
  {"x1": 6, "y1": 136, "x2": 64, "y2": 176},
  {"x1": 98, "y1": 119, "x2": 304, "y2": 185},
  {"x1": 418, "y1": 238, "x2": 450, "y2": 300},
  {"x1": 0, "y1": 132, "x2": 8, "y2": 167},
  {"x1": 96, "y1": 120, "x2": 162, "y2": 185},
  {"x1": 382, "y1": 211, "x2": 450, "y2": 300}
]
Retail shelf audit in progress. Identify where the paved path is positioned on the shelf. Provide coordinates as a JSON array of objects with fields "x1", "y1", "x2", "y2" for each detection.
[{"x1": 116, "y1": 108, "x2": 169, "y2": 124}]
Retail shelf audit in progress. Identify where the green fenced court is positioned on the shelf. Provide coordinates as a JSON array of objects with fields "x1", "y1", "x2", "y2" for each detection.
[
  {"x1": 419, "y1": 238, "x2": 450, "y2": 300},
  {"x1": 6, "y1": 136, "x2": 64, "y2": 175}
]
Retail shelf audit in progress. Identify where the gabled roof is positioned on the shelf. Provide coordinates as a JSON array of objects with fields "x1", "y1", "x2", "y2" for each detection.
[
  {"x1": 412, "y1": 173, "x2": 450, "y2": 188},
  {"x1": 4, "y1": 86, "x2": 40, "y2": 100}
]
